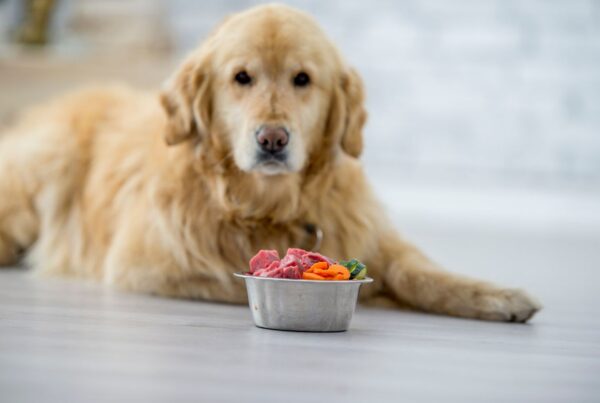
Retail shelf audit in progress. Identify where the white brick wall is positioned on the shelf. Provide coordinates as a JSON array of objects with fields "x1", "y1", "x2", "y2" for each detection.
[{"x1": 166, "y1": 0, "x2": 600, "y2": 187}]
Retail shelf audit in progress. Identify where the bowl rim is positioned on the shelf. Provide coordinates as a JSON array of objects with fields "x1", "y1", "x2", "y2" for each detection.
[{"x1": 233, "y1": 272, "x2": 374, "y2": 284}]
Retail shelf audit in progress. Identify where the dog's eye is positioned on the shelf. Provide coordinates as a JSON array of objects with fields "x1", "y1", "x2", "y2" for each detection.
[
  {"x1": 293, "y1": 72, "x2": 310, "y2": 87},
  {"x1": 234, "y1": 71, "x2": 252, "y2": 85}
]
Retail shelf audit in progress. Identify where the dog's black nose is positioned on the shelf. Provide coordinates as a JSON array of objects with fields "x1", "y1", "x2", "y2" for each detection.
[{"x1": 256, "y1": 126, "x2": 289, "y2": 153}]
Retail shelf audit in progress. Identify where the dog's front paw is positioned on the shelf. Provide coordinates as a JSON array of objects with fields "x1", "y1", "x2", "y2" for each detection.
[{"x1": 477, "y1": 288, "x2": 542, "y2": 323}]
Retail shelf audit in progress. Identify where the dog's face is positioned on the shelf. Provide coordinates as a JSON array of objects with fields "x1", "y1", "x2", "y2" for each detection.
[
  {"x1": 210, "y1": 16, "x2": 331, "y2": 175},
  {"x1": 160, "y1": 5, "x2": 366, "y2": 177}
]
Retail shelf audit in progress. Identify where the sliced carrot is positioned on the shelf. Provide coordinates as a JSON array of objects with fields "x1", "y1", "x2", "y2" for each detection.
[
  {"x1": 328, "y1": 264, "x2": 350, "y2": 280},
  {"x1": 302, "y1": 262, "x2": 351, "y2": 281},
  {"x1": 308, "y1": 261, "x2": 329, "y2": 271},
  {"x1": 302, "y1": 272, "x2": 325, "y2": 280}
]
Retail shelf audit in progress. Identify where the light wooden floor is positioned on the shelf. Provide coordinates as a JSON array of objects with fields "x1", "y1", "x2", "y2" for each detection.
[{"x1": 1, "y1": 224, "x2": 599, "y2": 403}]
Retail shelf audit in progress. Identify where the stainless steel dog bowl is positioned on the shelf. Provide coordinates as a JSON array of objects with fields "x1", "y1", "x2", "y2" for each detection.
[{"x1": 234, "y1": 273, "x2": 373, "y2": 332}]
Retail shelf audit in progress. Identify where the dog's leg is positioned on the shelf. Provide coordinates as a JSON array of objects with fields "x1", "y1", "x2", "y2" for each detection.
[
  {"x1": 378, "y1": 233, "x2": 541, "y2": 322},
  {"x1": 0, "y1": 141, "x2": 39, "y2": 266},
  {"x1": 105, "y1": 260, "x2": 247, "y2": 303},
  {"x1": 104, "y1": 254, "x2": 247, "y2": 303},
  {"x1": 102, "y1": 219, "x2": 247, "y2": 303},
  {"x1": 0, "y1": 232, "x2": 18, "y2": 266}
]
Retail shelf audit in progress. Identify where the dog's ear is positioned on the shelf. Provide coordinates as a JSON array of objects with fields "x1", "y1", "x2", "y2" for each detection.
[
  {"x1": 160, "y1": 53, "x2": 212, "y2": 146},
  {"x1": 329, "y1": 68, "x2": 367, "y2": 158}
]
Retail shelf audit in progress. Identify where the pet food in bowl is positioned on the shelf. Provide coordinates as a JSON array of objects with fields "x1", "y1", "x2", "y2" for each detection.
[{"x1": 234, "y1": 248, "x2": 373, "y2": 332}]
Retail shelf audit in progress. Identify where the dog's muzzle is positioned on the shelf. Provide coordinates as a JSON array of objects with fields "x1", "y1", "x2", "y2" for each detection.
[{"x1": 254, "y1": 125, "x2": 290, "y2": 170}]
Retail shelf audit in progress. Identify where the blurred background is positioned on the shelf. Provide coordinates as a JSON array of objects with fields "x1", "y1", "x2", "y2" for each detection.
[{"x1": 0, "y1": 0, "x2": 599, "y2": 300}]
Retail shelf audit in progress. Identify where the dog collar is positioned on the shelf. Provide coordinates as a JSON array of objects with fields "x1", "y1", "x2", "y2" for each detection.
[{"x1": 303, "y1": 222, "x2": 323, "y2": 252}]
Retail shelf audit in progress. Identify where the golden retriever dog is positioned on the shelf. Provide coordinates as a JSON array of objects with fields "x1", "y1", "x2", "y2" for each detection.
[{"x1": 0, "y1": 4, "x2": 541, "y2": 322}]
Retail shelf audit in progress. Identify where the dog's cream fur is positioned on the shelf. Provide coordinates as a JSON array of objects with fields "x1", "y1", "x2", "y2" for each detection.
[{"x1": 0, "y1": 5, "x2": 541, "y2": 322}]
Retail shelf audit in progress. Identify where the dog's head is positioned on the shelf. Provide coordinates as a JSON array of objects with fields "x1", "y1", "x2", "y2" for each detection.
[{"x1": 160, "y1": 4, "x2": 366, "y2": 177}]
